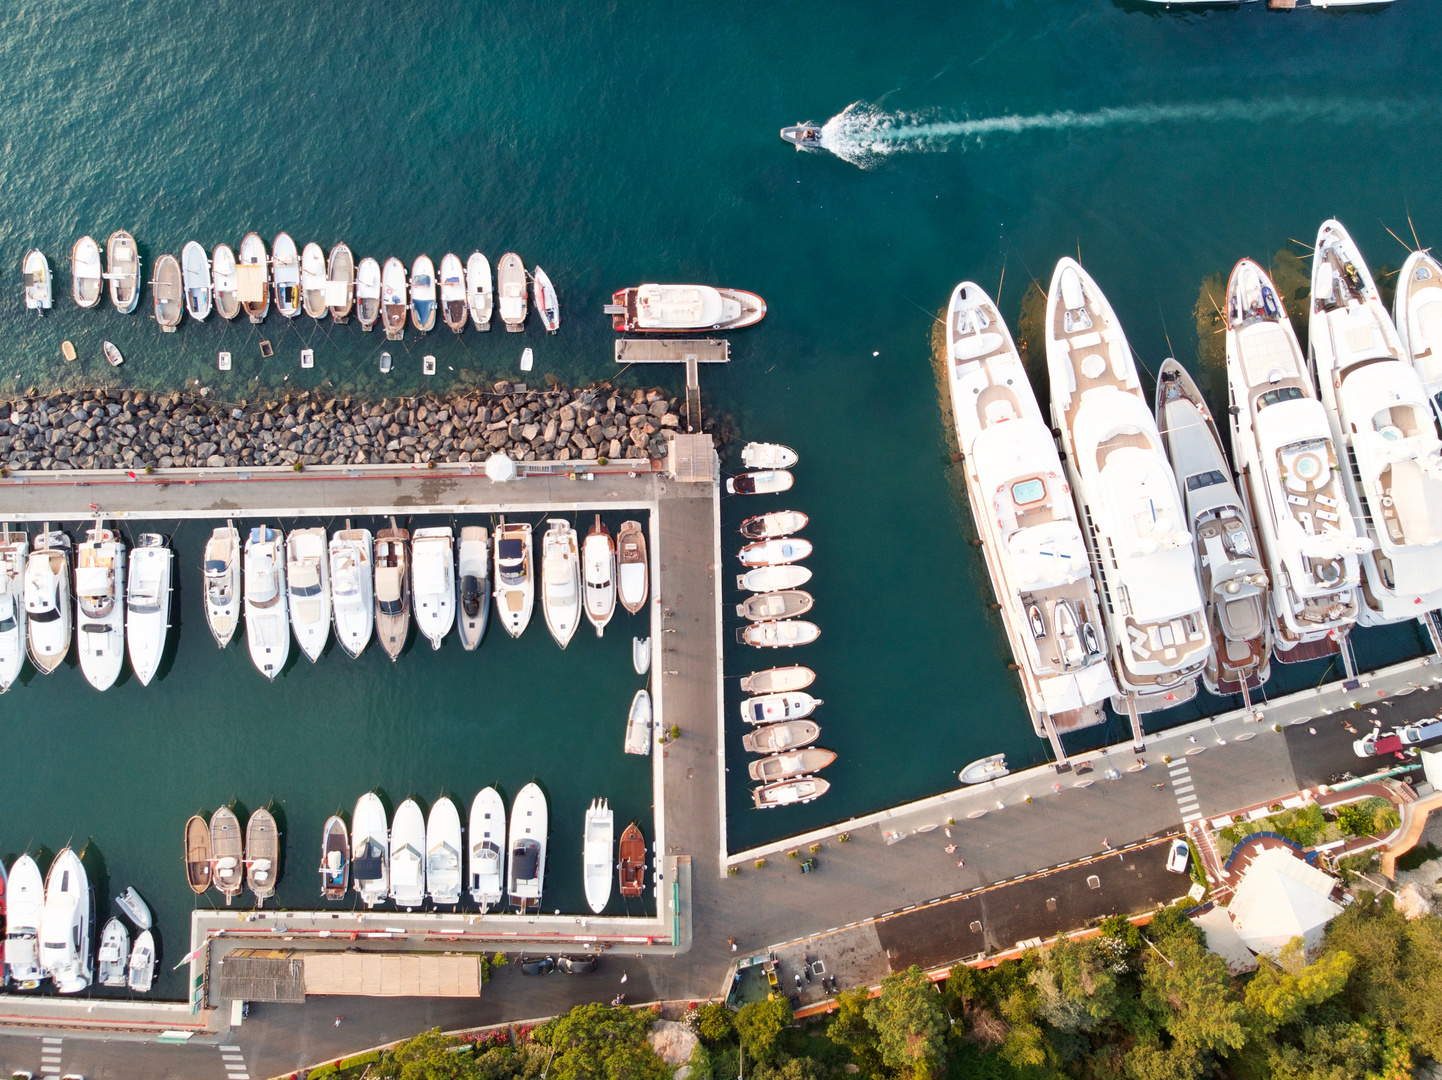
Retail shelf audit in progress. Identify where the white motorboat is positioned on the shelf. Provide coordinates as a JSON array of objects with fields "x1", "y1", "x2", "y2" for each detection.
[
  {"x1": 456, "y1": 526, "x2": 491, "y2": 650},
  {"x1": 742, "y1": 719, "x2": 820, "y2": 754},
  {"x1": 71, "y1": 236, "x2": 102, "y2": 308},
  {"x1": 0, "y1": 528, "x2": 29, "y2": 692},
  {"x1": 726, "y1": 470, "x2": 794, "y2": 495},
  {"x1": 738, "y1": 537, "x2": 812, "y2": 567},
  {"x1": 410, "y1": 254, "x2": 437, "y2": 333},
  {"x1": 752, "y1": 776, "x2": 828, "y2": 809},
  {"x1": 75, "y1": 521, "x2": 126, "y2": 692},
  {"x1": 351, "y1": 793, "x2": 390, "y2": 909},
  {"x1": 98, "y1": 917, "x2": 130, "y2": 988},
  {"x1": 327, "y1": 242, "x2": 355, "y2": 322},
  {"x1": 272, "y1": 232, "x2": 301, "y2": 317},
  {"x1": 583, "y1": 515, "x2": 616, "y2": 637},
  {"x1": 412, "y1": 526, "x2": 456, "y2": 649},
  {"x1": 125, "y1": 533, "x2": 171, "y2": 686},
  {"x1": 203, "y1": 522, "x2": 242, "y2": 648},
  {"x1": 127, "y1": 929, "x2": 155, "y2": 993},
  {"x1": 106, "y1": 230, "x2": 140, "y2": 313},
  {"x1": 497, "y1": 252, "x2": 527, "y2": 332},
  {"x1": 625, "y1": 689, "x2": 652, "y2": 755},
  {"x1": 381, "y1": 257, "x2": 407, "y2": 340},
  {"x1": 1156, "y1": 359, "x2": 1272, "y2": 696},
  {"x1": 740, "y1": 665, "x2": 815, "y2": 694},
  {"x1": 740, "y1": 691, "x2": 821, "y2": 724},
  {"x1": 426, "y1": 797, "x2": 463, "y2": 906},
  {"x1": 493, "y1": 519, "x2": 535, "y2": 637},
  {"x1": 440, "y1": 252, "x2": 467, "y2": 332},
  {"x1": 355, "y1": 256, "x2": 381, "y2": 331},
  {"x1": 1046, "y1": 258, "x2": 1209, "y2": 713},
  {"x1": 212, "y1": 242, "x2": 240, "y2": 320},
  {"x1": 533, "y1": 266, "x2": 560, "y2": 333},
  {"x1": 1225, "y1": 258, "x2": 1369, "y2": 661},
  {"x1": 507, "y1": 782, "x2": 548, "y2": 913},
  {"x1": 244, "y1": 525, "x2": 290, "y2": 680},
  {"x1": 466, "y1": 252, "x2": 492, "y2": 330},
  {"x1": 738, "y1": 619, "x2": 820, "y2": 648},
  {"x1": 321, "y1": 815, "x2": 350, "y2": 900},
  {"x1": 615, "y1": 520, "x2": 648, "y2": 614},
  {"x1": 1311, "y1": 220, "x2": 1442, "y2": 628},
  {"x1": 375, "y1": 519, "x2": 411, "y2": 660},
  {"x1": 609, "y1": 283, "x2": 766, "y2": 332},
  {"x1": 749, "y1": 747, "x2": 836, "y2": 783},
  {"x1": 737, "y1": 564, "x2": 812, "y2": 593},
  {"x1": 5, "y1": 855, "x2": 44, "y2": 988},
  {"x1": 633, "y1": 635, "x2": 651, "y2": 675},
  {"x1": 468, "y1": 787, "x2": 506, "y2": 910},
  {"x1": 300, "y1": 242, "x2": 328, "y2": 319},
  {"x1": 541, "y1": 518, "x2": 581, "y2": 648},
  {"x1": 114, "y1": 886, "x2": 152, "y2": 929},
  {"x1": 152, "y1": 253, "x2": 183, "y2": 331},
  {"x1": 40, "y1": 847, "x2": 91, "y2": 993},
  {"x1": 24, "y1": 529, "x2": 72, "y2": 675},
  {"x1": 1396, "y1": 249, "x2": 1442, "y2": 427},
  {"x1": 286, "y1": 527, "x2": 331, "y2": 662},
  {"x1": 390, "y1": 798, "x2": 426, "y2": 910},
  {"x1": 741, "y1": 443, "x2": 798, "y2": 469},
  {"x1": 740, "y1": 511, "x2": 808, "y2": 540},
  {"x1": 182, "y1": 240, "x2": 212, "y2": 320},
  {"x1": 582, "y1": 799, "x2": 613, "y2": 914},
  {"x1": 238, "y1": 232, "x2": 269, "y2": 321},
  {"x1": 329, "y1": 524, "x2": 374, "y2": 658},
  {"x1": 958, "y1": 753, "x2": 1009, "y2": 785},
  {"x1": 736, "y1": 589, "x2": 813, "y2": 622},
  {"x1": 22, "y1": 249, "x2": 51, "y2": 312}
]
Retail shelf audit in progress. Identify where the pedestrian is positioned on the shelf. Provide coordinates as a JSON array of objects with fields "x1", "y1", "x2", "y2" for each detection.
[
  {"x1": 728, "y1": 937, "x2": 738, "y2": 953},
  {"x1": 1309, "y1": 727, "x2": 1317, "y2": 735},
  {"x1": 956, "y1": 859, "x2": 965, "y2": 867},
  {"x1": 1102, "y1": 837, "x2": 1110, "y2": 849},
  {"x1": 1135, "y1": 757, "x2": 1147, "y2": 769},
  {"x1": 1154, "y1": 783, "x2": 1164, "y2": 790},
  {"x1": 1188, "y1": 735, "x2": 1197, "y2": 744},
  {"x1": 945, "y1": 844, "x2": 956, "y2": 854},
  {"x1": 334, "y1": 1016, "x2": 342, "y2": 1027}
]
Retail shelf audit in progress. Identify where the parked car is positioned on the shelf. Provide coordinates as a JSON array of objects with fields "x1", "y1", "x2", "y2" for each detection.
[
  {"x1": 1399, "y1": 718, "x2": 1442, "y2": 746},
  {"x1": 520, "y1": 956, "x2": 556, "y2": 976},
  {"x1": 558, "y1": 955, "x2": 598, "y2": 974},
  {"x1": 1165, "y1": 838, "x2": 1190, "y2": 875}
]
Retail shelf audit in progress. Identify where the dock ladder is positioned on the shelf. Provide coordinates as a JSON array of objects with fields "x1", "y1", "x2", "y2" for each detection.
[
  {"x1": 1123, "y1": 694, "x2": 1145, "y2": 753},
  {"x1": 1339, "y1": 633, "x2": 1359, "y2": 682}
]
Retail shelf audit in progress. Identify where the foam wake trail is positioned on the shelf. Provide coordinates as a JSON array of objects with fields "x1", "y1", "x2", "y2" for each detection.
[{"x1": 819, "y1": 98, "x2": 1419, "y2": 168}]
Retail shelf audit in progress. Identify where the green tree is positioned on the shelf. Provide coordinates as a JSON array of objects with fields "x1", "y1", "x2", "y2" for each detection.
[
  {"x1": 1265, "y1": 1021, "x2": 1391, "y2": 1080},
  {"x1": 1243, "y1": 941, "x2": 1354, "y2": 1036},
  {"x1": 735, "y1": 997, "x2": 793, "y2": 1066},
  {"x1": 826, "y1": 988, "x2": 885, "y2": 1078},
  {"x1": 864, "y1": 966, "x2": 949, "y2": 1078},
  {"x1": 1029, "y1": 937, "x2": 1120, "y2": 1033},
  {"x1": 534, "y1": 1002, "x2": 669, "y2": 1080},
  {"x1": 693, "y1": 1002, "x2": 736, "y2": 1047},
  {"x1": 386, "y1": 1029, "x2": 480, "y2": 1080},
  {"x1": 1139, "y1": 934, "x2": 1247, "y2": 1059},
  {"x1": 750, "y1": 1058, "x2": 824, "y2": 1080}
]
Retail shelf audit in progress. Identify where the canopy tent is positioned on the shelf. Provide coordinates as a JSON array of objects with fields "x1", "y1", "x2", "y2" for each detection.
[{"x1": 1225, "y1": 847, "x2": 1342, "y2": 957}]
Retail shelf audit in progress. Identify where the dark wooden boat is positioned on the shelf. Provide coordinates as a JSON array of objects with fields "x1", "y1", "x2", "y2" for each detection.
[
  {"x1": 618, "y1": 822, "x2": 645, "y2": 898},
  {"x1": 185, "y1": 814, "x2": 212, "y2": 895},
  {"x1": 374, "y1": 518, "x2": 411, "y2": 661}
]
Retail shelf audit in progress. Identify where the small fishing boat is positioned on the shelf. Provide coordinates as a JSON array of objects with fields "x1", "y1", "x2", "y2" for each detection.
[
  {"x1": 247, "y1": 807, "x2": 280, "y2": 906},
  {"x1": 633, "y1": 635, "x2": 651, "y2": 675},
  {"x1": 374, "y1": 519, "x2": 411, "y2": 660},
  {"x1": 615, "y1": 520, "x2": 648, "y2": 614},
  {"x1": 152, "y1": 253, "x2": 183, "y2": 331},
  {"x1": 493, "y1": 519, "x2": 535, "y2": 638},
  {"x1": 410, "y1": 254, "x2": 437, "y2": 333},
  {"x1": 738, "y1": 537, "x2": 812, "y2": 567},
  {"x1": 780, "y1": 124, "x2": 824, "y2": 149},
  {"x1": 740, "y1": 511, "x2": 808, "y2": 540},
  {"x1": 609, "y1": 283, "x2": 766, "y2": 332},
  {"x1": 0, "y1": 528, "x2": 26, "y2": 693},
  {"x1": 583, "y1": 515, "x2": 616, "y2": 637},
  {"x1": 128, "y1": 930, "x2": 155, "y2": 993},
  {"x1": 238, "y1": 233, "x2": 270, "y2": 321},
  {"x1": 742, "y1": 719, "x2": 821, "y2": 754},
  {"x1": 22, "y1": 249, "x2": 51, "y2": 313},
  {"x1": 329, "y1": 524, "x2": 374, "y2": 658},
  {"x1": 541, "y1": 518, "x2": 581, "y2": 649},
  {"x1": 381, "y1": 257, "x2": 407, "y2": 339},
  {"x1": 737, "y1": 564, "x2": 812, "y2": 593},
  {"x1": 741, "y1": 443, "x2": 798, "y2": 469},
  {"x1": 115, "y1": 886, "x2": 151, "y2": 930},
  {"x1": 753, "y1": 776, "x2": 829, "y2": 809},
  {"x1": 533, "y1": 266, "x2": 560, "y2": 333},
  {"x1": 456, "y1": 526, "x2": 491, "y2": 650},
  {"x1": 271, "y1": 233, "x2": 301, "y2": 317},
  {"x1": 97, "y1": 917, "x2": 130, "y2": 988},
  {"x1": 467, "y1": 252, "x2": 492, "y2": 330},
  {"x1": 624, "y1": 689, "x2": 653, "y2": 755},
  {"x1": 300, "y1": 242, "x2": 327, "y2": 319},
  {"x1": 740, "y1": 691, "x2": 822, "y2": 724},
  {"x1": 24, "y1": 528, "x2": 72, "y2": 674},
  {"x1": 286, "y1": 527, "x2": 331, "y2": 662},
  {"x1": 412, "y1": 526, "x2": 456, "y2": 650},
  {"x1": 737, "y1": 619, "x2": 820, "y2": 648},
  {"x1": 212, "y1": 242, "x2": 240, "y2": 320},
  {"x1": 740, "y1": 665, "x2": 816, "y2": 694},
  {"x1": 426, "y1": 797, "x2": 463, "y2": 906},
  {"x1": 423, "y1": 353, "x2": 436, "y2": 375},
  {"x1": 320, "y1": 815, "x2": 349, "y2": 900},
  {"x1": 40, "y1": 848, "x2": 91, "y2": 992},
  {"x1": 468, "y1": 787, "x2": 506, "y2": 910},
  {"x1": 103, "y1": 340, "x2": 124, "y2": 367},
  {"x1": 75, "y1": 521, "x2": 126, "y2": 692},
  {"x1": 61, "y1": 339, "x2": 76, "y2": 361},
  {"x1": 736, "y1": 589, "x2": 813, "y2": 622},
  {"x1": 507, "y1": 782, "x2": 548, "y2": 913},
  {"x1": 520, "y1": 346, "x2": 533, "y2": 372},
  {"x1": 351, "y1": 793, "x2": 390, "y2": 908},
  {"x1": 327, "y1": 242, "x2": 355, "y2": 322},
  {"x1": 355, "y1": 256, "x2": 381, "y2": 330},
  {"x1": 182, "y1": 241, "x2": 212, "y2": 320},
  {"x1": 497, "y1": 252, "x2": 527, "y2": 332},
  {"x1": 127, "y1": 533, "x2": 171, "y2": 686},
  {"x1": 5, "y1": 855, "x2": 44, "y2": 988},
  {"x1": 210, "y1": 806, "x2": 243, "y2": 906},
  {"x1": 185, "y1": 814, "x2": 212, "y2": 895},
  {"x1": 245, "y1": 525, "x2": 290, "y2": 680},
  {"x1": 618, "y1": 823, "x2": 646, "y2": 899},
  {"x1": 106, "y1": 230, "x2": 140, "y2": 313},
  {"x1": 582, "y1": 799, "x2": 613, "y2": 914},
  {"x1": 203, "y1": 522, "x2": 242, "y2": 648},
  {"x1": 958, "y1": 753, "x2": 1009, "y2": 785},
  {"x1": 440, "y1": 253, "x2": 467, "y2": 332},
  {"x1": 748, "y1": 748, "x2": 837, "y2": 783},
  {"x1": 726, "y1": 470, "x2": 794, "y2": 495},
  {"x1": 390, "y1": 798, "x2": 426, "y2": 910},
  {"x1": 71, "y1": 236, "x2": 102, "y2": 308},
  {"x1": 379, "y1": 350, "x2": 391, "y2": 372}
]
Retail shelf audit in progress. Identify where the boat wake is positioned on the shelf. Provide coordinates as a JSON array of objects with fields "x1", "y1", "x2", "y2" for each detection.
[{"x1": 818, "y1": 98, "x2": 1417, "y2": 169}]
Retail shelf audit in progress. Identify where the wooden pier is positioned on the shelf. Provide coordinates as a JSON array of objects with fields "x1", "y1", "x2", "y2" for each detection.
[{"x1": 615, "y1": 338, "x2": 730, "y2": 365}]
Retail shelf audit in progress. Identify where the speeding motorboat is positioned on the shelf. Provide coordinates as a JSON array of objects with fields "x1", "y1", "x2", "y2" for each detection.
[
  {"x1": 202, "y1": 522, "x2": 242, "y2": 648},
  {"x1": 456, "y1": 526, "x2": 491, "y2": 650},
  {"x1": 75, "y1": 521, "x2": 125, "y2": 691},
  {"x1": 780, "y1": 124, "x2": 824, "y2": 149}
]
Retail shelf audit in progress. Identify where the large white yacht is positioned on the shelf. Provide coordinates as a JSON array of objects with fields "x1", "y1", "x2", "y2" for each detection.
[
  {"x1": 389, "y1": 798, "x2": 426, "y2": 911},
  {"x1": 126, "y1": 534, "x2": 172, "y2": 686},
  {"x1": 1394, "y1": 249, "x2": 1442, "y2": 427},
  {"x1": 1310, "y1": 221, "x2": 1442, "y2": 627},
  {"x1": 1156, "y1": 360, "x2": 1272, "y2": 696},
  {"x1": 582, "y1": 515, "x2": 617, "y2": 638},
  {"x1": 412, "y1": 526, "x2": 456, "y2": 649},
  {"x1": 1045, "y1": 259, "x2": 1209, "y2": 712},
  {"x1": 468, "y1": 786, "x2": 506, "y2": 910},
  {"x1": 541, "y1": 518, "x2": 581, "y2": 649},
  {"x1": 351, "y1": 793, "x2": 389, "y2": 908},
  {"x1": 5, "y1": 853, "x2": 45, "y2": 987},
  {"x1": 507, "y1": 783, "x2": 548, "y2": 914},
  {"x1": 202, "y1": 522, "x2": 242, "y2": 648},
  {"x1": 24, "y1": 529, "x2": 72, "y2": 675},
  {"x1": 945, "y1": 281, "x2": 1115, "y2": 737},
  {"x1": 329, "y1": 524, "x2": 374, "y2": 658},
  {"x1": 1225, "y1": 258, "x2": 1370, "y2": 660},
  {"x1": 0, "y1": 528, "x2": 28, "y2": 692},
  {"x1": 75, "y1": 521, "x2": 126, "y2": 691},
  {"x1": 244, "y1": 525, "x2": 290, "y2": 680},
  {"x1": 40, "y1": 847, "x2": 91, "y2": 993},
  {"x1": 425, "y1": 797, "x2": 463, "y2": 906}
]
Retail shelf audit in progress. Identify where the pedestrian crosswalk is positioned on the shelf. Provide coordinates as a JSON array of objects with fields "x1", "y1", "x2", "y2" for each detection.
[
  {"x1": 40, "y1": 1035, "x2": 62, "y2": 1078},
  {"x1": 1169, "y1": 760, "x2": 1203, "y2": 823},
  {"x1": 220, "y1": 1043, "x2": 250, "y2": 1080}
]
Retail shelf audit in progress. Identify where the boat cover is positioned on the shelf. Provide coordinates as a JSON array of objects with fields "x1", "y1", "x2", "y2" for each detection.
[
  {"x1": 76, "y1": 566, "x2": 112, "y2": 595},
  {"x1": 511, "y1": 842, "x2": 538, "y2": 880},
  {"x1": 376, "y1": 566, "x2": 402, "y2": 603}
]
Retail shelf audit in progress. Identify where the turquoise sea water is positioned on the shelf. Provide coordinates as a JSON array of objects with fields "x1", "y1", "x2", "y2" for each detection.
[{"x1": 1, "y1": 0, "x2": 1440, "y2": 996}]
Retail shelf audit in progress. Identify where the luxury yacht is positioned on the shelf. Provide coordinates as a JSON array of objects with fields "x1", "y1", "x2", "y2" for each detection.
[
  {"x1": 608, "y1": 284, "x2": 766, "y2": 332},
  {"x1": 541, "y1": 519, "x2": 581, "y2": 648},
  {"x1": 1395, "y1": 249, "x2": 1442, "y2": 427},
  {"x1": 507, "y1": 783, "x2": 548, "y2": 914},
  {"x1": 75, "y1": 521, "x2": 126, "y2": 691},
  {"x1": 390, "y1": 798, "x2": 426, "y2": 911},
  {"x1": 1225, "y1": 258, "x2": 1370, "y2": 661},
  {"x1": 126, "y1": 534, "x2": 171, "y2": 686},
  {"x1": 945, "y1": 281, "x2": 1115, "y2": 736},
  {"x1": 1310, "y1": 221, "x2": 1442, "y2": 627},
  {"x1": 244, "y1": 525, "x2": 290, "y2": 680},
  {"x1": 0, "y1": 528, "x2": 28, "y2": 692},
  {"x1": 493, "y1": 519, "x2": 534, "y2": 637},
  {"x1": 286, "y1": 526, "x2": 331, "y2": 661},
  {"x1": 468, "y1": 787, "x2": 506, "y2": 910},
  {"x1": 583, "y1": 515, "x2": 616, "y2": 637},
  {"x1": 582, "y1": 799, "x2": 613, "y2": 915},
  {"x1": 455, "y1": 527, "x2": 491, "y2": 650},
  {"x1": 426, "y1": 797, "x2": 463, "y2": 906},
  {"x1": 1045, "y1": 259, "x2": 1209, "y2": 713},
  {"x1": 40, "y1": 848, "x2": 91, "y2": 993},
  {"x1": 329, "y1": 524, "x2": 374, "y2": 658},
  {"x1": 351, "y1": 793, "x2": 390, "y2": 909},
  {"x1": 24, "y1": 529, "x2": 72, "y2": 674},
  {"x1": 412, "y1": 527, "x2": 456, "y2": 649},
  {"x1": 202, "y1": 522, "x2": 242, "y2": 648}
]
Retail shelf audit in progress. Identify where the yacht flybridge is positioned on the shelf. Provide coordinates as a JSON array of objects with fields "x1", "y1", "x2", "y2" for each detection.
[
  {"x1": 1045, "y1": 259, "x2": 1209, "y2": 713},
  {"x1": 1310, "y1": 220, "x2": 1442, "y2": 627},
  {"x1": 945, "y1": 281, "x2": 1115, "y2": 736},
  {"x1": 1225, "y1": 258, "x2": 1370, "y2": 661}
]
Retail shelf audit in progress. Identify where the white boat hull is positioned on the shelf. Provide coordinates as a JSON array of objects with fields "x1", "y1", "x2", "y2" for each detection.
[
  {"x1": 287, "y1": 527, "x2": 331, "y2": 662},
  {"x1": 507, "y1": 783, "x2": 548, "y2": 913},
  {"x1": 541, "y1": 520, "x2": 581, "y2": 648},
  {"x1": 468, "y1": 787, "x2": 506, "y2": 909},
  {"x1": 390, "y1": 799, "x2": 427, "y2": 910},
  {"x1": 245, "y1": 528, "x2": 290, "y2": 680},
  {"x1": 352, "y1": 793, "x2": 390, "y2": 908},
  {"x1": 426, "y1": 798, "x2": 464, "y2": 906},
  {"x1": 203, "y1": 525, "x2": 242, "y2": 648},
  {"x1": 582, "y1": 799, "x2": 613, "y2": 914},
  {"x1": 625, "y1": 689, "x2": 653, "y2": 755},
  {"x1": 330, "y1": 530, "x2": 375, "y2": 658},
  {"x1": 456, "y1": 529, "x2": 491, "y2": 650},
  {"x1": 76, "y1": 534, "x2": 125, "y2": 692},
  {"x1": 126, "y1": 540, "x2": 171, "y2": 687},
  {"x1": 413, "y1": 528, "x2": 456, "y2": 649}
]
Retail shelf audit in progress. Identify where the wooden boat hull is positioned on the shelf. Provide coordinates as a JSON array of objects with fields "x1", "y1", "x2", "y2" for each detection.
[
  {"x1": 246, "y1": 808, "x2": 280, "y2": 905},
  {"x1": 210, "y1": 806, "x2": 243, "y2": 905},
  {"x1": 185, "y1": 814, "x2": 212, "y2": 895},
  {"x1": 466, "y1": 252, "x2": 492, "y2": 330},
  {"x1": 71, "y1": 236, "x2": 102, "y2": 308},
  {"x1": 320, "y1": 815, "x2": 349, "y2": 900},
  {"x1": 440, "y1": 252, "x2": 468, "y2": 332},
  {"x1": 238, "y1": 233, "x2": 269, "y2": 322},
  {"x1": 752, "y1": 776, "x2": 829, "y2": 809},
  {"x1": 748, "y1": 747, "x2": 837, "y2": 782},
  {"x1": 375, "y1": 527, "x2": 411, "y2": 660},
  {"x1": 212, "y1": 243, "x2": 240, "y2": 320},
  {"x1": 327, "y1": 243, "x2": 355, "y2": 322},
  {"x1": 617, "y1": 823, "x2": 645, "y2": 899},
  {"x1": 106, "y1": 231, "x2": 140, "y2": 313},
  {"x1": 616, "y1": 520, "x2": 648, "y2": 614},
  {"x1": 152, "y1": 254, "x2": 183, "y2": 332},
  {"x1": 737, "y1": 619, "x2": 820, "y2": 648}
]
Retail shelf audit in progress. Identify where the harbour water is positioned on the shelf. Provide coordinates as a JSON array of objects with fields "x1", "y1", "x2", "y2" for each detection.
[{"x1": 1, "y1": 0, "x2": 1441, "y2": 998}]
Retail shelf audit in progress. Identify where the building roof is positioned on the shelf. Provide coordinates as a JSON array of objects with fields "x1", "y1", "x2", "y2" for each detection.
[{"x1": 1226, "y1": 847, "x2": 1342, "y2": 957}]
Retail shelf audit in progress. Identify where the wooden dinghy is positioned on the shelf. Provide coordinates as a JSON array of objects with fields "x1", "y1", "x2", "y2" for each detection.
[
  {"x1": 615, "y1": 520, "x2": 648, "y2": 614},
  {"x1": 210, "y1": 806, "x2": 244, "y2": 905},
  {"x1": 184, "y1": 814, "x2": 212, "y2": 895},
  {"x1": 736, "y1": 589, "x2": 813, "y2": 621},
  {"x1": 238, "y1": 232, "x2": 269, "y2": 322},
  {"x1": 247, "y1": 807, "x2": 280, "y2": 906},
  {"x1": 440, "y1": 252, "x2": 467, "y2": 332},
  {"x1": 617, "y1": 822, "x2": 646, "y2": 898}
]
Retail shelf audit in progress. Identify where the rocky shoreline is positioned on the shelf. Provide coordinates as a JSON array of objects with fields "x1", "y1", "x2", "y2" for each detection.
[{"x1": 0, "y1": 381, "x2": 700, "y2": 472}]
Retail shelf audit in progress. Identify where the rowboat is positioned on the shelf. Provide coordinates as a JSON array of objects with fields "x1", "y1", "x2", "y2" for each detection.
[
  {"x1": 212, "y1": 243, "x2": 240, "y2": 320},
  {"x1": 184, "y1": 814, "x2": 212, "y2": 895},
  {"x1": 247, "y1": 807, "x2": 280, "y2": 906},
  {"x1": 440, "y1": 252, "x2": 468, "y2": 332},
  {"x1": 618, "y1": 823, "x2": 646, "y2": 899},
  {"x1": 238, "y1": 233, "x2": 269, "y2": 322},
  {"x1": 152, "y1": 253, "x2": 183, "y2": 331},
  {"x1": 736, "y1": 589, "x2": 813, "y2": 621},
  {"x1": 106, "y1": 231, "x2": 140, "y2": 313}
]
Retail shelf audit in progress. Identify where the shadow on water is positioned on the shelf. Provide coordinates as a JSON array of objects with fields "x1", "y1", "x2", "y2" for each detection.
[
  {"x1": 78, "y1": 836, "x2": 109, "y2": 926},
  {"x1": 267, "y1": 800, "x2": 288, "y2": 896}
]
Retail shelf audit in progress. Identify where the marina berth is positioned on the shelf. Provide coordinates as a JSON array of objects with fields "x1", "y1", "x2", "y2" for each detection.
[
  {"x1": 246, "y1": 807, "x2": 279, "y2": 905},
  {"x1": 737, "y1": 589, "x2": 813, "y2": 621},
  {"x1": 244, "y1": 524, "x2": 290, "y2": 680},
  {"x1": 22, "y1": 249, "x2": 51, "y2": 313},
  {"x1": 633, "y1": 635, "x2": 650, "y2": 674},
  {"x1": 212, "y1": 243, "x2": 240, "y2": 320},
  {"x1": 533, "y1": 265, "x2": 560, "y2": 333},
  {"x1": 152, "y1": 253, "x2": 183, "y2": 332},
  {"x1": 493, "y1": 519, "x2": 535, "y2": 637},
  {"x1": 300, "y1": 242, "x2": 328, "y2": 319},
  {"x1": 271, "y1": 232, "x2": 301, "y2": 317},
  {"x1": 615, "y1": 519, "x2": 649, "y2": 615},
  {"x1": 1310, "y1": 220, "x2": 1442, "y2": 627},
  {"x1": 1395, "y1": 249, "x2": 1442, "y2": 425},
  {"x1": 741, "y1": 690, "x2": 821, "y2": 723},
  {"x1": 1156, "y1": 360, "x2": 1272, "y2": 696},
  {"x1": 410, "y1": 254, "x2": 437, "y2": 333},
  {"x1": 320, "y1": 815, "x2": 350, "y2": 900},
  {"x1": 329, "y1": 525, "x2": 374, "y2": 658},
  {"x1": 582, "y1": 798, "x2": 614, "y2": 914},
  {"x1": 127, "y1": 929, "x2": 155, "y2": 993},
  {"x1": 327, "y1": 242, "x2": 355, "y2": 322},
  {"x1": 374, "y1": 519, "x2": 412, "y2": 660},
  {"x1": 237, "y1": 232, "x2": 269, "y2": 322},
  {"x1": 286, "y1": 526, "x2": 331, "y2": 662},
  {"x1": 425, "y1": 797, "x2": 463, "y2": 906},
  {"x1": 210, "y1": 805, "x2": 244, "y2": 905},
  {"x1": 738, "y1": 564, "x2": 812, "y2": 593},
  {"x1": 440, "y1": 253, "x2": 467, "y2": 332},
  {"x1": 748, "y1": 747, "x2": 836, "y2": 782},
  {"x1": 468, "y1": 787, "x2": 506, "y2": 910},
  {"x1": 497, "y1": 252, "x2": 528, "y2": 332},
  {"x1": 507, "y1": 782, "x2": 548, "y2": 914},
  {"x1": 126, "y1": 532, "x2": 172, "y2": 686},
  {"x1": 740, "y1": 665, "x2": 815, "y2": 694},
  {"x1": 354, "y1": 256, "x2": 381, "y2": 330},
  {"x1": 98, "y1": 917, "x2": 130, "y2": 988},
  {"x1": 5, "y1": 855, "x2": 44, "y2": 989},
  {"x1": 389, "y1": 798, "x2": 426, "y2": 910},
  {"x1": 412, "y1": 526, "x2": 456, "y2": 649},
  {"x1": 618, "y1": 823, "x2": 646, "y2": 899},
  {"x1": 727, "y1": 470, "x2": 794, "y2": 495},
  {"x1": 959, "y1": 753, "x2": 1009, "y2": 785},
  {"x1": 467, "y1": 252, "x2": 493, "y2": 331},
  {"x1": 743, "y1": 719, "x2": 820, "y2": 753},
  {"x1": 625, "y1": 688, "x2": 652, "y2": 755},
  {"x1": 1046, "y1": 259, "x2": 1209, "y2": 713},
  {"x1": 106, "y1": 230, "x2": 140, "y2": 313},
  {"x1": 381, "y1": 257, "x2": 408, "y2": 340},
  {"x1": 0, "y1": 529, "x2": 26, "y2": 692},
  {"x1": 753, "y1": 776, "x2": 829, "y2": 809},
  {"x1": 609, "y1": 283, "x2": 766, "y2": 332},
  {"x1": 185, "y1": 814, "x2": 213, "y2": 894},
  {"x1": 583, "y1": 515, "x2": 617, "y2": 637},
  {"x1": 740, "y1": 510, "x2": 808, "y2": 540},
  {"x1": 181, "y1": 241, "x2": 212, "y2": 320},
  {"x1": 741, "y1": 442, "x2": 798, "y2": 469},
  {"x1": 738, "y1": 537, "x2": 812, "y2": 567},
  {"x1": 75, "y1": 521, "x2": 126, "y2": 692},
  {"x1": 24, "y1": 529, "x2": 72, "y2": 675},
  {"x1": 71, "y1": 236, "x2": 102, "y2": 308},
  {"x1": 1225, "y1": 258, "x2": 1369, "y2": 660},
  {"x1": 351, "y1": 793, "x2": 390, "y2": 908},
  {"x1": 738, "y1": 619, "x2": 819, "y2": 648},
  {"x1": 203, "y1": 522, "x2": 242, "y2": 648},
  {"x1": 455, "y1": 526, "x2": 491, "y2": 650},
  {"x1": 541, "y1": 518, "x2": 582, "y2": 648},
  {"x1": 40, "y1": 848, "x2": 91, "y2": 993}
]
